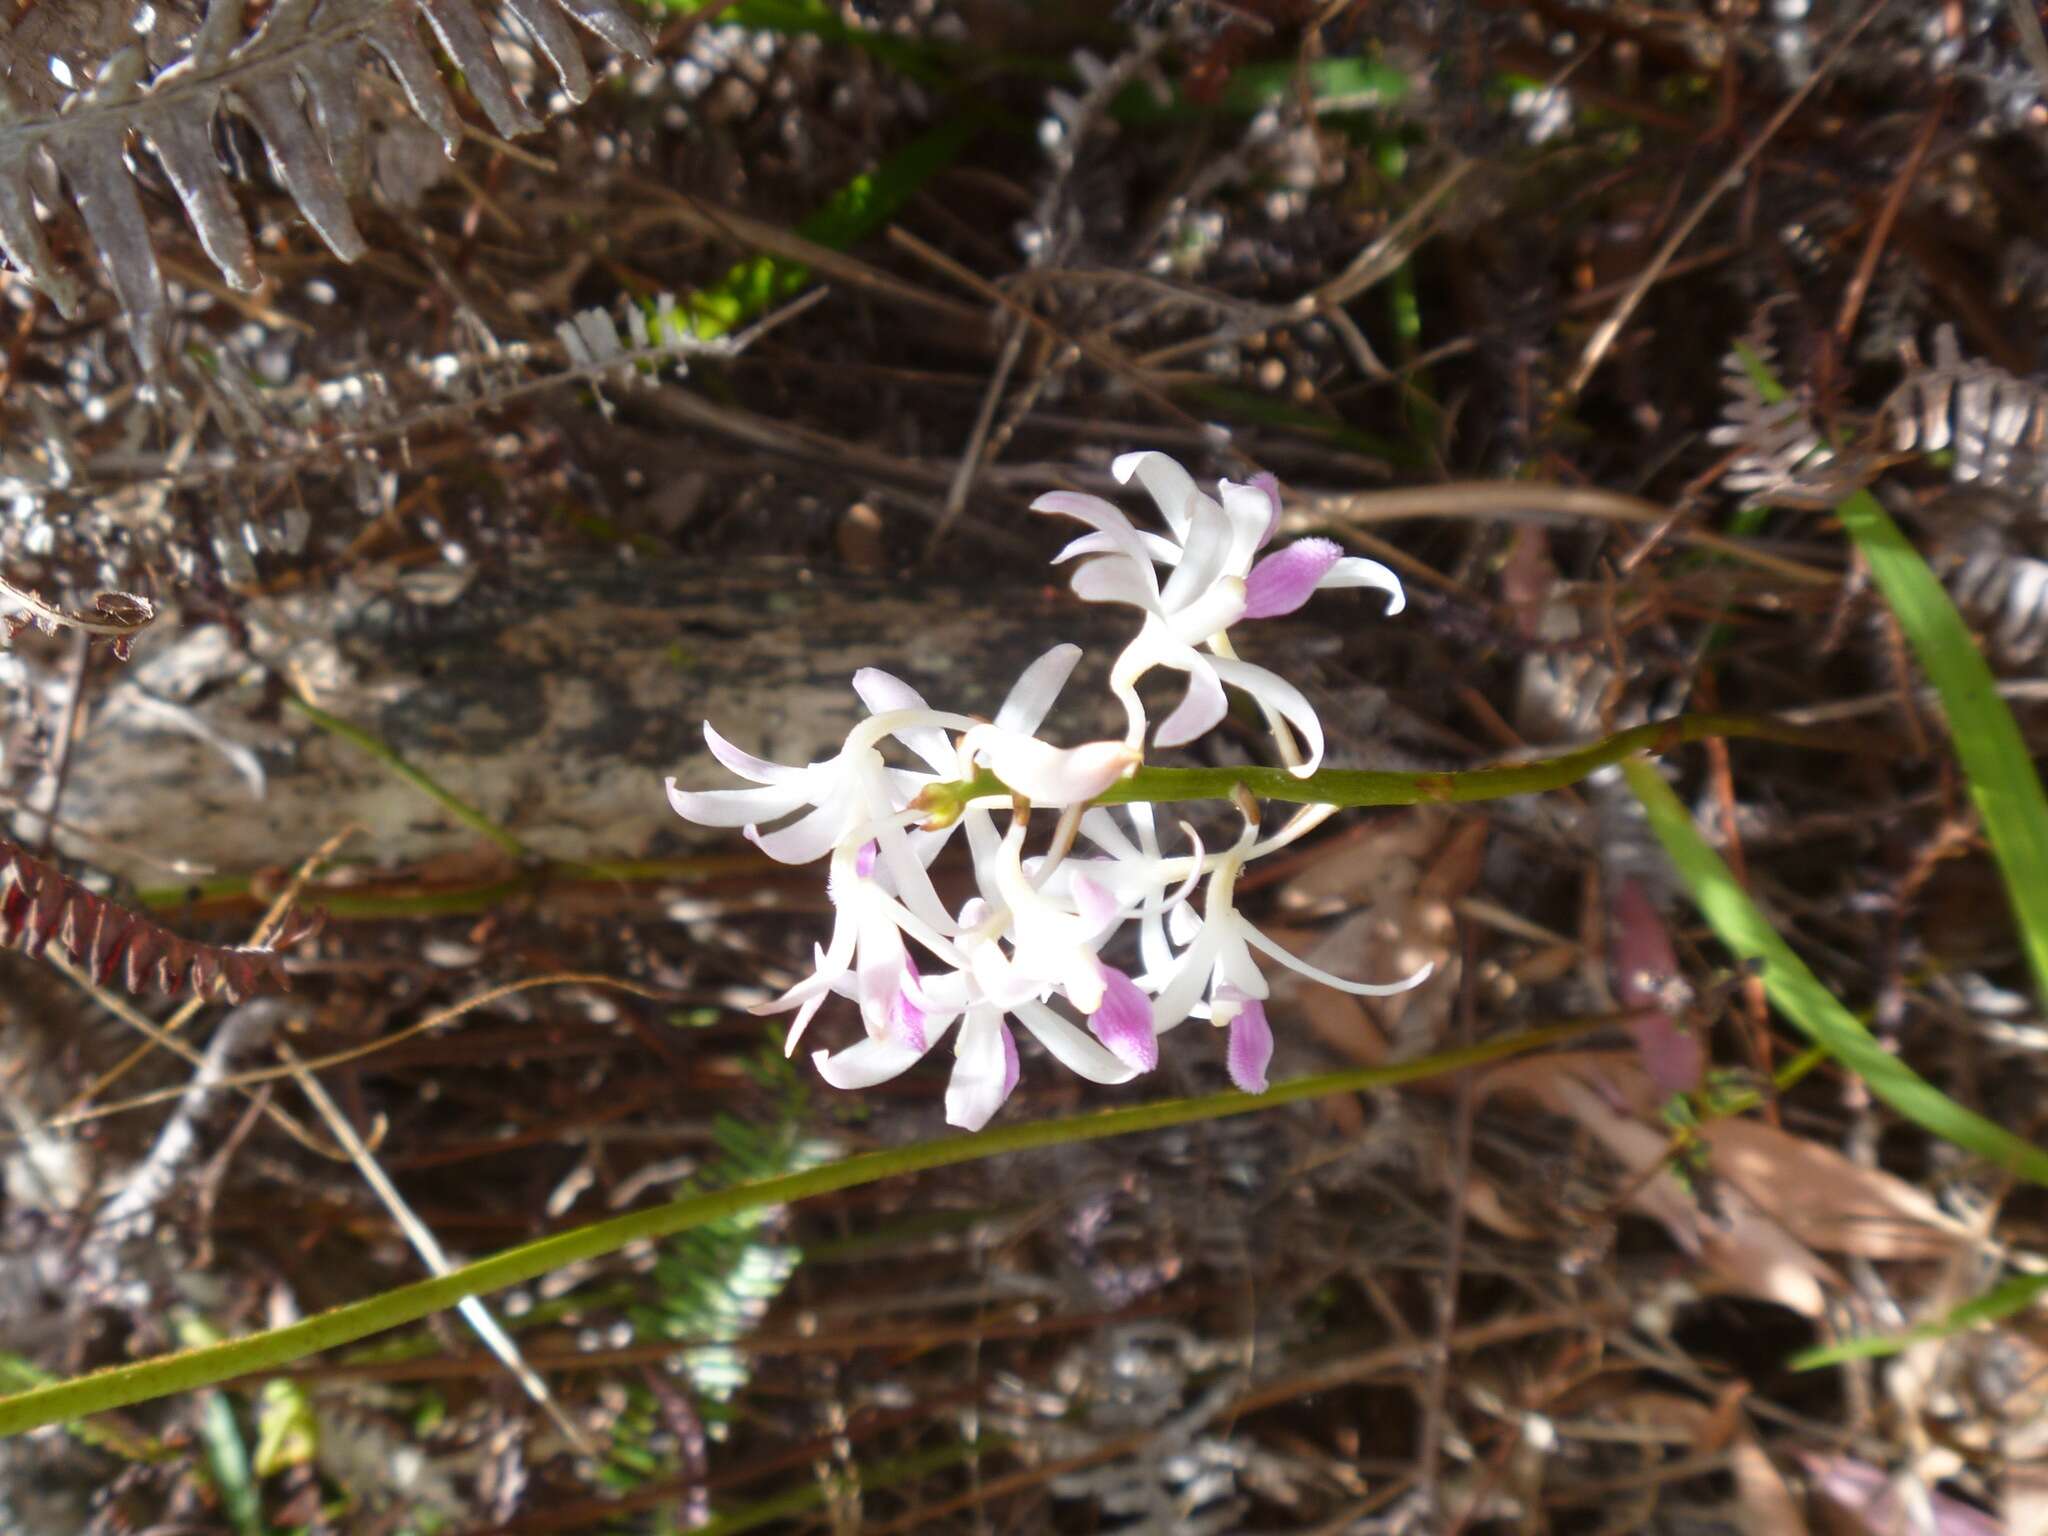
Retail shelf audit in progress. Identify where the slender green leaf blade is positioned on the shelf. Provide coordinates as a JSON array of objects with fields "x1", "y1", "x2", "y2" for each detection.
[
  {"x1": 1791, "y1": 1268, "x2": 2048, "y2": 1368},
  {"x1": 1735, "y1": 343, "x2": 2048, "y2": 1004},
  {"x1": 1831, "y1": 485, "x2": 2048, "y2": 1005},
  {"x1": 1623, "y1": 758, "x2": 2048, "y2": 1185}
]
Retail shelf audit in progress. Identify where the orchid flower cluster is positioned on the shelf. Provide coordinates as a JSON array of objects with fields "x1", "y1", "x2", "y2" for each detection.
[{"x1": 666, "y1": 452, "x2": 1431, "y2": 1131}]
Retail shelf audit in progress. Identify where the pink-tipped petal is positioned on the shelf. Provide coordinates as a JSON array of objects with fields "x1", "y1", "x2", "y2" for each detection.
[
  {"x1": 1226, "y1": 1000, "x2": 1274, "y2": 1093},
  {"x1": 1013, "y1": 1002, "x2": 1141, "y2": 1084},
  {"x1": 1089, "y1": 963, "x2": 1158, "y2": 1073},
  {"x1": 1243, "y1": 539, "x2": 1345, "y2": 619},
  {"x1": 1000, "y1": 1021, "x2": 1020, "y2": 1101},
  {"x1": 895, "y1": 988, "x2": 928, "y2": 1053}
]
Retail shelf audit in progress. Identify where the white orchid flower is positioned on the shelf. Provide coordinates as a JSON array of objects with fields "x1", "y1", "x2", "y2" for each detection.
[
  {"x1": 1148, "y1": 820, "x2": 1433, "y2": 1088},
  {"x1": 1032, "y1": 451, "x2": 1406, "y2": 775},
  {"x1": 809, "y1": 895, "x2": 1139, "y2": 1131}
]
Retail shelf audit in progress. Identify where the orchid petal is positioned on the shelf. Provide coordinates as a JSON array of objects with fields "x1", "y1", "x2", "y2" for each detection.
[
  {"x1": 1218, "y1": 478, "x2": 1279, "y2": 572},
  {"x1": 1088, "y1": 963, "x2": 1158, "y2": 1073},
  {"x1": 1247, "y1": 472, "x2": 1283, "y2": 547},
  {"x1": 1154, "y1": 657, "x2": 1228, "y2": 748},
  {"x1": 1162, "y1": 574, "x2": 1248, "y2": 646},
  {"x1": 1243, "y1": 538, "x2": 1345, "y2": 619},
  {"x1": 1157, "y1": 488, "x2": 1237, "y2": 612},
  {"x1": 1071, "y1": 554, "x2": 1163, "y2": 612},
  {"x1": 1226, "y1": 999, "x2": 1274, "y2": 1093},
  {"x1": 1070, "y1": 871, "x2": 1121, "y2": 932},
  {"x1": 702, "y1": 722, "x2": 809, "y2": 785},
  {"x1": 855, "y1": 757, "x2": 954, "y2": 933},
  {"x1": 745, "y1": 792, "x2": 854, "y2": 863},
  {"x1": 1150, "y1": 924, "x2": 1221, "y2": 1032},
  {"x1": 1243, "y1": 923, "x2": 1435, "y2": 995},
  {"x1": 994, "y1": 644, "x2": 1081, "y2": 737},
  {"x1": 852, "y1": 668, "x2": 955, "y2": 771},
  {"x1": 1032, "y1": 491, "x2": 1162, "y2": 583},
  {"x1": 666, "y1": 777, "x2": 814, "y2": 830},
  {"x1": 1013, "y1": 1002, "x2": 1140, "y2": 1084},
  {"x1": 813, "y1": 1033, "x2": 930, "y2": 1091},
  {"x1": 1112, "y1": 450, "x2": 1204, "y2": 542},
  {"x1": 964, "y1": 726, "x2": 1140, "y2": 807},
  {"x1": 1052, "y1": 529, "x2": 1182, "y2": 568},
  {"x1": 1206, "y1": 654, "x2": 1327, "y2": 777},
  {"x1": 945, "y1": 1010, "x2": 1017, "y2": 1130},
  {"x1": 1319, "y1": 556, "x2": 1406, "y2": 614}
]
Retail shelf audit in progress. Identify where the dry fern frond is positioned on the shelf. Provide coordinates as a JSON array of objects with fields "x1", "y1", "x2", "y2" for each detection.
[
  {"x1": 1707, "y1": 316, "x2": 1870, "y2": 508},
  {"x1": 1885, "y1": 324, "x2": 2048, "y2": 500},
  {"x1": 1882, "y1": 328, "x2": 2048, "y2": 662},
  {"x1": 0, "y1": 0, "x2": 653, "y2": 371},
  {"x1": 0, "y1": 837, "x2": 314, "y2": 1000},
  {"x1": 0, "y1": 293, "x2": 715, "y2": 581},
  {"x1": 1945, "y1": 520, "x2": 2048, "y2": 663}
]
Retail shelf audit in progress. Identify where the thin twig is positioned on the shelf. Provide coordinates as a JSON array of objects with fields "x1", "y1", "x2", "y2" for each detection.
[
  {"x1": 277, "y1": 1036, "x2": 598, "y2": 1457},
  {"x1": 1416, "y1": 920, "x2": 1479, "y2": 1517},
  {"x1": 29, "y1": 630, "x2": 89, "y2": 857},
  {"x1": 1291, "y1": 481, "x2": 1840, "y2": 585}
]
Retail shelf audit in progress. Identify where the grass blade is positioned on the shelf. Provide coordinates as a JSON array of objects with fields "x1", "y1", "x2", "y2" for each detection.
[
  {"x1": 1623, "y1": 757, "x2": 2048, "y2": 1185},
  {"x1": 1737, "y1": 343, "x2": 2048, "y2": 1004},
  {"x1": 1791, "y1": 1269, "x2": 2048, "y2": 1368},
  {"x1": 0, "y1": 1020, "x2": 1591, "y2": 1437},
  {"x1": 1830, "y1": 484, "x2": 2048, "y2": 1005}
]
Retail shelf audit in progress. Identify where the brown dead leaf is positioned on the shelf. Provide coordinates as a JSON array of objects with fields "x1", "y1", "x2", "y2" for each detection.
[
  {"x1": 1480, "y1": 1052, "x2": 1840, "y2": 1316},
  {"x1": 1698, "y1": 1119, "x2": 1971, "y2": 1262}
]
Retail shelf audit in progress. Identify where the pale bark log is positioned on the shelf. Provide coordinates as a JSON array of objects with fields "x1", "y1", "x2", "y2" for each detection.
[{"x1": 23, "y1": 559, "x2": 1135, "y2": 884}]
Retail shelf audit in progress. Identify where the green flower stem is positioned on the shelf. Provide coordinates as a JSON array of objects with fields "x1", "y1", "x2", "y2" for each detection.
[
  {"x1": 0, "y1": 1020, "x2": 1591, "y2": 1437},
  {"x1": 921, "y1": 713, "x2": 1852, "y2": 824}
]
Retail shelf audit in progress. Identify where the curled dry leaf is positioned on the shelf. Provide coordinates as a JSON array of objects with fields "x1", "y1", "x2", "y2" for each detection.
[
  {"x1": 1, "y1": 573, "x2": 156, "y2": 655},
  {"x1": 0, "y1": 837, "x2": 314, "y2": 1001}
]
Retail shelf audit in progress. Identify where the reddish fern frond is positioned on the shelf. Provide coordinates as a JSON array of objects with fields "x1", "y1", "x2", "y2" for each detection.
[{"x1": 0, "y1": 839, "x2": 314, "y2": 1002}]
